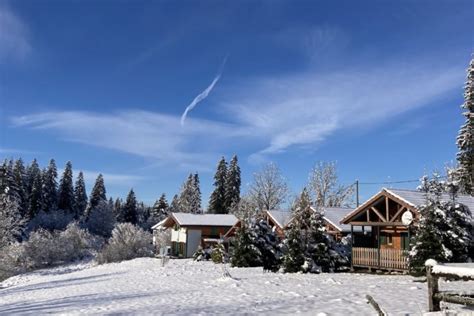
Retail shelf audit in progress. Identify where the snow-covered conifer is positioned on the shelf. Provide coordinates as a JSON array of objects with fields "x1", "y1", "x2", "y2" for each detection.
[
  {"x1": 225, "y1": 155, "x2": 241, "y2": 211},
  {"x1": 73, "y1": 171, "x2": 88, "y2": 219},
  {"x1": 58, "y1": 161, "x2": 74, "y2": 215},
  {"x1": 456, "y1": 56, "x2": 474, "y2": 195},
  {"x1": 123, "y1": 189, "x2": 138, "y2": 225},
  {"x1": 86, "y1": 199, "x2": 116, "y2": 238},
  {"x1": 208, "y1": 157, "x2": 227, "y2": 214},
  {"x1": 86, "y1": 174, "x2": 106, "y2": 218},
  {"x1": 41, "y1": 159, "x2": 58, "y2": 213}
]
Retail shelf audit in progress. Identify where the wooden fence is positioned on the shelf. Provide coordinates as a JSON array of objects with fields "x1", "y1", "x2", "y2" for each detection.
[
  {"x1": 426, "y1": 263, "x2": 474, "y2": 312},
  {"x1": 352, "y1": 247, "x2": 408, "y2": 271}
]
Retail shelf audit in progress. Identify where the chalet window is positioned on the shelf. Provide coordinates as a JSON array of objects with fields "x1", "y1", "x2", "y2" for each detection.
[
  {"x1": 401, "y1": 232, "x2": 409, "y2": 250},
  {"x1": 210, "y1": 227, "x2": 218, "y2": 236}
]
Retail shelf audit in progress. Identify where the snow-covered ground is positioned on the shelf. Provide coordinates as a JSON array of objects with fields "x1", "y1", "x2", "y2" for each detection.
[{"x1": 0, "y1": 258, "x2": 472, "y2": 315}]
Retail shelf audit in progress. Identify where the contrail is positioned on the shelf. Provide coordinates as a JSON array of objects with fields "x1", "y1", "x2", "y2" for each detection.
[{"x1": 180, "y1": 56, "x2": 228, "y2": 126}]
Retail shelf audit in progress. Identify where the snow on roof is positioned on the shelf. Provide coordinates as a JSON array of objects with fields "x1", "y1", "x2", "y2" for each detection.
[
  {"x1": 266, "y1": 210, "x2": 293, "y2": 228},
  {"x1": 171, "y1": 213, "x2": 238, "y2": 227},
  {"x1": 321, "y1": 207, "x2": 362, "y2": 233},
  {"x1": 387, "y1": 188, "x2": 474, "y2": 211},
  {"x1": 151, "y1": 218, "x2": 167, "y2": 230}
]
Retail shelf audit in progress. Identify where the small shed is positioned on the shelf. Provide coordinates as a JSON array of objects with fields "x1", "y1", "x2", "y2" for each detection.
[{"x1": 154, "y1": 213, "x2": 239, "y2": 258}]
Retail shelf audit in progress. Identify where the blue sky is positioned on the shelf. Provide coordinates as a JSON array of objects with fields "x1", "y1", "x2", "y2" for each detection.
[{"x1": 1, "y1": 0, "x2": 473, "y2": 205}]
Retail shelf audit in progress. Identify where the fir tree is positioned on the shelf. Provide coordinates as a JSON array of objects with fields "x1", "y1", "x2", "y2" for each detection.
[
  {"x1": 28, "y1": 165, "x2": 43, "y2": 219},
  {"x1": 73, "y1": 171, "x2": 88, "y2": 219},
  {"x1": 281, "y1": 222, "x2": 305, "y2": 273},
  {"x1": 26, "y1": 159, "x2": 42, "y2": 217},
  {"x1": 409, "y1": 175, "x2": 452, "y2": 274},
  {"x1": 123, "y1": 189, "x2": 138, "y2": 225},
  {"x1": 41, "y1": 159, "x2": 58, "y2": 213},
  {"x1": 86, "y1": 174, "x2": 106, "y2": 218},
  {"x1": 151, "y1": 194, "x2": 169, "y2": 221},
  {"x1": 86, "y1": 199, "x2": 116, "y2": 238},
  {"x1": 114, "y1": 197, "x2": 123, "y2": 221},
  {"x1": 178, "y1": 174, "x2": 201, "y2": 213},
  {"x1": 253, "y1": 218, "x2": 281, "y2": 272},
  {"x1": 168, "y1": 194, "x2": 180, "y2": 213},
  {"x1": 13, "y1": 159, "x2": 28, "y2": 219},
  {"x1": 230, "y1": 223, "x2": 262, "y2": 267},
  {"x1": 456, "y1": 56, "x2": 474, "y2": 195},
  {"x1": 58, "y1": 161, "x2": 74, "y2": 214},
  {"x1": 209, "y1": 157, "x2": 227, "y2": 214},
  {"x1": 225, "y1": 155, "x2": 241, "y2": 211},
  {"x1": 192, "y1": 173, "x2": 202, "y2": 214}
]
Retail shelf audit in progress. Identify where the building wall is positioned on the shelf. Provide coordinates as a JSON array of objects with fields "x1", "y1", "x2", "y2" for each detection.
[{"x1": 186, "y1": 229, "x2": 202, "y2": 257}]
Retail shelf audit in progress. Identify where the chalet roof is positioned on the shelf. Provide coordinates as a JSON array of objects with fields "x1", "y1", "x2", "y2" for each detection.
[
  {"x1": 321, "y1": 207, "x2": 357, "y2": 233},
  {"x1": 388, "y1": 188, "x2": 474, "y2": 211},
  {"x1": 167, "y1": 213, "x2": 238, "y2": 227},
  {"x1": 341, "y1": 188, "x2": 474, "y2": 224},
  {"x1": 266, "y1": 210, "x2": 293, "y2": 228}
]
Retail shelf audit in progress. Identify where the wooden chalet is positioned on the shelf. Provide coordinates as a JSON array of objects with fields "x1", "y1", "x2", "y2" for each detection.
[
  {"x1": 321, "y1": 206, "x2": 367, "y2": 241},
  {"x1": 341, "y1": 188, "x2": 474, "y2": 272},
  {"x1": 264, "y1": 210, "x2": 293, "y2": 238},
  {"x1": 263, "y1": 208, "x2": 359, "y2": 241},
  {"x1": 152, "y1": 213, "x2": 238, "y2": 258}
]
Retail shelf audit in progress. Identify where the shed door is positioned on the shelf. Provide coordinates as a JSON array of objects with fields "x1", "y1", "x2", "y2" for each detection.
[{"x1": 186, "y1": 230, "x2": 202, "y2": 258}]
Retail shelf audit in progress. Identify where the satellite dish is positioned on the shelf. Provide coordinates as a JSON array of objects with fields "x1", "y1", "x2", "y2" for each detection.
[{"x1": 401, "y1": 211, "x2": 413, "y2": 225}]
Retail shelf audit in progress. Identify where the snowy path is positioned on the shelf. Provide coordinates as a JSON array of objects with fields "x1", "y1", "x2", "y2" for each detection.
[{"x1": 0, "y1": 258, "x2": 472, "y2": 315}]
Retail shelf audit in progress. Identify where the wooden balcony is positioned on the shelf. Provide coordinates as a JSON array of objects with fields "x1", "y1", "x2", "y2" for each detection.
[{"x1": 352, "y1": 247, "x2": 409, "y2": 271}]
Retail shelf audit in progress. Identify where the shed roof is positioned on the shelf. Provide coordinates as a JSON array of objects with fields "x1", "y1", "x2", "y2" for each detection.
[
  {"x1": 163, "y1": 212, "x2": 239, "y2": 227},
  {"x1": 265, "y1": 210, "x2": 293, "y2": 228},
  {"x1": 321, "y1": 207, "x2": 357, "y2": 233}
]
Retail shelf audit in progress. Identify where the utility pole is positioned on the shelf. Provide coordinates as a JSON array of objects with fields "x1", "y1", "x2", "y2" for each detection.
[{"x1": 355, "y1": 180, "x2": 359, "y2": 207}]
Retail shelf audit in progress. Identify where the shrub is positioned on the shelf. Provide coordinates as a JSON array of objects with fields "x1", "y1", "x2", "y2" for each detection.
[
  {"x1": 97, "y1": 223, "x2": 154, "y2": 264},
  {"x1": 211, "y1": 243, "x2": 226, "y2": 264},
  {"x1": 0, "y1": 243, "x2": 27, "y2": 282}
]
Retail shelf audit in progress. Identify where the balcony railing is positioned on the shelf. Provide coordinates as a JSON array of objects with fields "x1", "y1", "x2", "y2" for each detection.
[{"x1": 352, "y1": 247, "x2": 409, "y2": 271}]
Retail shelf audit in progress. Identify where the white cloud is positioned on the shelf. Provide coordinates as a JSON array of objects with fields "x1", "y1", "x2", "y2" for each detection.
[
  {"x1": 10, "y1": 58, "x2": 464, "y2": 167},
  {"x1": 79, "y1": 170, "x2": 144, "y2": 187},
  {"x1": 11, "y1": 110, "x2": 251, "y2": 171},
  {"x1": 0, "y1": 5, "x2": 30, "y2": 62},
  {"x1": 221, "y1": 59, "x2": 464, "y2": 158}
]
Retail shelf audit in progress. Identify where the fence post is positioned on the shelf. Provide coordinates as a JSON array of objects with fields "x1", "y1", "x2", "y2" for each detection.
[{"x1": 427, "y1": 265, "x2": 440, "y2": 312}]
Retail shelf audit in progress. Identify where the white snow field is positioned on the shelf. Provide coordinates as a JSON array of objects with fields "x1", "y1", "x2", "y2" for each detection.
[{"x1": 0, "y1": 258, "x2": 472, "y2": 315}]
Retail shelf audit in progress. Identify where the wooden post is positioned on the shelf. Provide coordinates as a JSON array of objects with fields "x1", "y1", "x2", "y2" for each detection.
[
  {"x1": 350, "y1": 224, "x2": 354, "y2": 271},
  {"x1": 427, "y1": 265, "x2": 440, "y2": 312},
  {"x1": 377, "y1": 226, "x2": 381, "y2": 269}
]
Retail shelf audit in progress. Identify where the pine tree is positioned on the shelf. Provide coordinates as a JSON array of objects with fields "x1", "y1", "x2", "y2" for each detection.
[
  {"x1": 28, "y1": 165, "x2": 43, "y2": 219},
  {"x1": 123, "y1": 189, "x2": 138, "y2": 225},
  {"x1": 456, "y1": 56, "x2": 474, "y2": 195},
  {"x1": 114, "y1": 197, "x2": 123, "y2": 221},
  {"x1": 283, "y1": 188, "x2": 334, "y2": 273},
  {"x1": 73, "y1": 171, "x2": 88, "y2": 219},
  {"x1": 13, "y1": 159, "x2": 28, "y2": 219},
  {"x1": 168, "y1": 194, "x2": 180, "y2": 213},
  {"x1": 26, "y1": 159, "x2": 42, "y2": 218},
  {"x1": 409, "y1": 175, "x2": 452, "y2": 274},
  {"x1": 281, "y1": 221, "x2": 305, "y2": 273},
  {"x1": 230, "y1": 223, "x2": 262, "y2": 267},
  {"x1": 58, "y1": 161, "x2": 74, "y2": 214},
  {"x1": 178, "y1": 174, "x2": 201, "y2": 213},
  {"x1": 209, "y1": 157, "x2": 227, "y2": 214},
  {"x1": 225, "y1": 155, "x2": 241, "y2": 211},
  {"x1": 86, "y1": 174, "x2": 106, "y2": 218},
  {"x1": 0, "y1": 183, "x2": 25, "y2": 248},
  {"x1": 192, "y1": 173, "x2": 202, "y2": 214},
  {"x1": 253, "y1": 218, "x2": 281, "y2": 272},
  {"x1": 41, "y1": 159, "x2": 58, "y2": 213},
  {"x1": 151, "y1": 194, "x2": 169, "y2": 221},
  {"x1": 86, "y1": 199, "x2": 116, "y2": 238}
]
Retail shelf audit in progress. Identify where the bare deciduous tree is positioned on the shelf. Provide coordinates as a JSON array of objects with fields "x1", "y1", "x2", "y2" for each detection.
[
  {"x1": 248, "y1": 162, "x2": 289, "y2": 212},
  {"x1": 308, "y1": 161, "x2": 353, "y2": 208}
]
